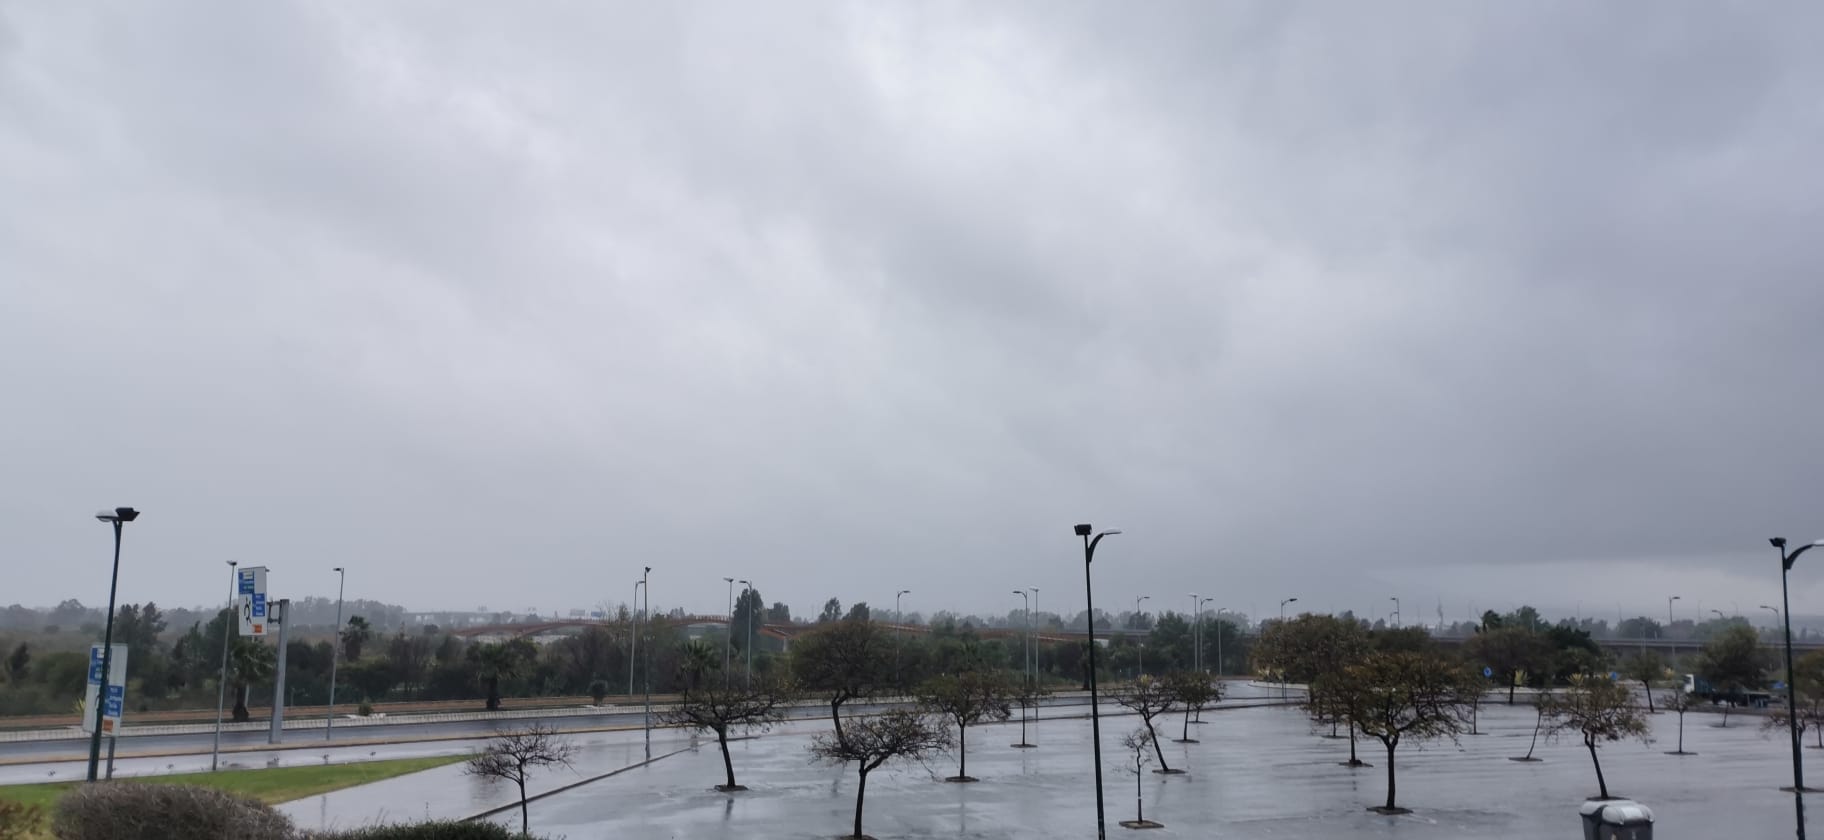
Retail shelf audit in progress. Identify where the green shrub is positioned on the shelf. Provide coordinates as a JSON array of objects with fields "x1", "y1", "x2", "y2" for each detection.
[
  {"x1": 51, "y1": 783, "x2": 295, "y2": 840},
  {"x1": 357, "y1": 701, "x2": 375, "y2": 716},
  {"x1": 311, "y1": 820, "x2": 528, "y2": 839}
]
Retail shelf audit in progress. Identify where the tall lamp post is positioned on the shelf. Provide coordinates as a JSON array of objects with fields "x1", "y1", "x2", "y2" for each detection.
[
  {"x1": 326, "y1": 567, "x2": 346, "y2": 740},
  {"x1": 1773, "y1": 538, "x2": 1824, "y2": 804},
  {"x1": 1018, "y1": 590, "x2": 1035, "y2": 685},
  {"x1": 628, "y1": 580, "x2": 643, "y2": 696},
  {"x1": 1187, "y1": 594, "x2": 1199, "y2": 674},
  {"x1": 1278, "y1": 597, "x2": 1298, "y2": 701},
  {"x1": 1667, "y1": 595, "x2": 1681, "y2": 631},
  {"x1": 1390, "y1": 596, "x2": 1401, "y2": 628},
  {"x1": 642, "y1": 566, "x2": 652, "y2": 761},
  {"x1": 1075, "y1": 523, "x2": 1121, "y2": 840},
  {"x1": 738, "y1": 579, "x2": 754, "y2": 688},
  {"x1": 1711, "y1": 609, "x2": 1727, "y2": 622},
  {"x1": 895, "y1": 589, "x2": 911, "y2": 691},
  {"x1": 1764, "y1": 605, "x2": 1783, "y2": 625},
  {"x1": 1197, "y1": 596, "x2": 1213, "y2": 673},
  {"x1": 88, "y1": 507, "x2": 139, "y2": 782},
  {"x1": 723, "y1": 577, "x2": 736, "y2": 687},
  {"x1": 211, "y1": 560, "x2": 237, "y2": 771},
  {"x1": 1132, "y1": 595, "x2": 1149, "y2": 676},
  {"x1": 1213, "y1": 608, "x2": 1226, "y2": 677}
]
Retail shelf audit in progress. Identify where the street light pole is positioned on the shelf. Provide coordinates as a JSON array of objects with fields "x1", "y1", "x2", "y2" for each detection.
[
  {"x1": 1187, "y1": 593, "x2": 1199, "y2": 674},
  {"x1": 724, "y1": 577, "x2": 735, "y2": 687},
  {"x1": 895, "y1": 589, "x2": 910, "y2": 691},
  {"x1": 326, "y1": 567, "x2": 345, "y2": 740},
  {"x1": 1667, "y1": 595, "x2": 1680, "y2": 631},
  {"x1": 1390, "y1": 596, "x2": 1400, "y2": 628},
  {"x1": 1774, "y1": 538, "x2": 1824, "y2": 807},
  {"x1": 1764, "y1": 605, "x2": 1784, "y2": 625},
  {"x1": 739, "y1": 579, "x2": 753, "y2": 688},
  {"x1": 1213, "y1": 608, "x2": 1226, "y2": 676},
  {"x1": 211, "y1": 560, "x2": 237, "y2": 772},
  {"x1": 1076, "y1": 523, "x2": 1121, "y2": 840},
  {"x1": 629, "y1": 580, "x2": 643, "y2": 697},
  {"x1": 1017, "y1": 590, "x2": 1034, "y2": 685},
  {"x1": 87, "y1": 507, "x2": 138, "y2": 783},
  {"x1": 1132, "y1": 595, "x2": 1148, "y2": 676},
  {"x1": 1279, "y1": 597, "x2": 1298, "y2": 701},
  {"x1": 642, "y1": 566, "x2": 652, "y2": 761},
  {"x1": 1197, "y1": 597, "x2": 1213, "y2": 673}
]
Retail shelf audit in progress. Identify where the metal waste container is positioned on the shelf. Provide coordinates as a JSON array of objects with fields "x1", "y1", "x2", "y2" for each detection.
[
  {"x1": 1597, "y1": 800, "x2": 1653, "y2": 840},
  {"x1": 1579, "y1": 800, "x2": 1607, "y2": 840}
]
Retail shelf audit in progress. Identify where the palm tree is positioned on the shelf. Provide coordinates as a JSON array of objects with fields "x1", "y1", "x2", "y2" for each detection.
[
  {"x1": 679, "y1": 640, "x2": 718, "y2": 690},
  {"x1": 229, "y1": 639, "x2": 276, "y2": 722},
  {"x1": 472, "y1": 641, "x2": 530, "y2": 711},
  {"x1": 341, "y1": 616, "x2": 373, "y2": 661}
]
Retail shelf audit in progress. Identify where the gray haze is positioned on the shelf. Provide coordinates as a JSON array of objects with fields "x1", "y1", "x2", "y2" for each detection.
[{"x1": 3, "y1": 2, "x2": 1821, "y2": 625}]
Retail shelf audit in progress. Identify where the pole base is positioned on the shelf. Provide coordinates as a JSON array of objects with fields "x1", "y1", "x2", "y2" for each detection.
[
  {"x1": 1339, "y1": 760, "x2": 1372, "y2": 768},
  {"x1": 1119, "y1": 820, "x2": 1164, "y2": 829},
  {"x1": 1010, "y1": 743, "x2": 1037, "y2": 749},
  {"x1": 1368, "y1": 806, "x2": 1413, "y2": 815},
  {"x1": 714, "y1": 784, "x2": 749, "y2": 792},
  {"x1": 945, "y1": 775, "x2": 979, "y2": 783},
  {"x1": 1665, "y1": 750, "x2": 1697, "y2": 756},
  {"x1": 1507, "y1": 756, "x2": 1543, "y2": 763}
]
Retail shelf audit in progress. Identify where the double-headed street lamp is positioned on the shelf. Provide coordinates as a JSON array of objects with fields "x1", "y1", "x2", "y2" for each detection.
[
  {"x1": 87, "y1": 507, "x2": 139, "y2": 782},
  {"x1": 1390, "y1": 596, "x2": 1401, "y2": 628},
  {"x1": 1075, "y1": 523, "x2": 1121, "y2": 840},
  {"x1": 327, "y1": 567, "x2": 346, "y2": 740},
  {"x1": 1773, "y1": 538, "x2": 1824, "y2": 804}
]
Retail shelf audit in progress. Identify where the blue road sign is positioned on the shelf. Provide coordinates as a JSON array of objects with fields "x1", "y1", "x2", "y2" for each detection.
[
  {"x1": 252, "y1": 593, "x2": 267, "y2": 618},
  {"x1": 104, "y1": 685, "x2": 124, "y2": 717},
  {"x1": 1610, "y1": 671, "x2": 1620, "y2": 681},
  {"x1": 1777, "y1": 681, "x2": 1788, "y2": 690},
  {"x1": 240, "y1": 571, "x2": 255, "y2": 595},
  {"x1": 1483, "y1": 666, "x2": 1493, "y2": 678}
]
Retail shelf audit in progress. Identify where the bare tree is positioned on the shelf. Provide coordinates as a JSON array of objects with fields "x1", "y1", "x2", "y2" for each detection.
[
  {"x1": 1332, "y1": 651, "x2": 1476, "y2": 814},
  {"x1": 1166, "y1": 671, "x2": 1220, "y2": 744},
  {"x1": 1661, "y1": 690, "x2": 1696, "y2": 755},
  {"x1": 811, "y1": 709, "x2": 952, "y2": 840},
  {"x1": 1115, "y1": 675, "x2": 1181, "y2": 773},
  {"x1": 1542, "y1": 676, "x2": 1652, "y2": 800},
  {"x1": 465, "y1": 723, "x2": 576, "y2": 836},
  {"x1": 1119, "y1": 728, "x2": 1163, "y2": 829},
  {"x1": 1010, "y1": 679, "x2": 1049, "y2": 748},
  {"x1": 659, "y1": 677, "x2": 792, "y2": 791}
]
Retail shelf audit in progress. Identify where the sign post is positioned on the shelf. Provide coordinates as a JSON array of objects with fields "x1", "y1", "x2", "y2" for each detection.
[
  {"x1": 81, "y1": 644, "x2": 128, "y2": 736},
  {"x1": 269, "y1": 599, "x2": 290, "y2": 744},
  {"x1": 238, "y1": 566, "x2": 269, "y2": 637}
]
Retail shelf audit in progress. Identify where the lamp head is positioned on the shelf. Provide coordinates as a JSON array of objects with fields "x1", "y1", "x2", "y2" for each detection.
[
  {"x1": 95, "y1": 507, "x2": 139, "y2": 523},
  {"x1": 1074, "y1": 524, "x2": 1093, "y2": 537},
  {"x1": 1773, "y1": 537, "x2": 1789, "y2": 549},
  {"x1": 1288, "y1": 597, "x2": 1299, "y2": 604}
]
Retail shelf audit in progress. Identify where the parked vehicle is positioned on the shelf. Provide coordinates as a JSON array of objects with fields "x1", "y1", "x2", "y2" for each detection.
[{"x1": 1682, "y1": 674, "x2": 1773, "y2": 708}]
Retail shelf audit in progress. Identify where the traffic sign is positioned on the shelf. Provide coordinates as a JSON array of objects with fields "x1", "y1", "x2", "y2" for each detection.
[
  {"x1": 1482, "y1": 666, "x2": 1493, "y2": 678},
  {"x1": 238, "y1": 566, "x2": 269, "y2": 636},
  {"x1": 80, "y1": 644, "x2": 127, "y2": 735}
]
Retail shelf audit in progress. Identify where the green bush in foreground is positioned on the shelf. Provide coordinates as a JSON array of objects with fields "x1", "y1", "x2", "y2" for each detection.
[{"x1": 311, "y1": 821, "x2": 528, "y2": 839}]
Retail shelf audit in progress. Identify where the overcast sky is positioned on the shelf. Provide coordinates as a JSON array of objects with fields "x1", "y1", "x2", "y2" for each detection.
[{"x1": 4, "y1": 2, "x2": 1821, "y2": 627}]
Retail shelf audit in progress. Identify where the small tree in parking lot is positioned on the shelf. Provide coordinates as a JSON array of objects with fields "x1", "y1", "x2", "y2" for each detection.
[
  {"x1": 1333, "y1": 651, "x2": 1476, "y2": 813},
  {"x1": 659, "y1": 676, "x2": 792, "y2": 791},
  {"x1": 1542, "y1": 675, "x2": 1652, "y2": 800},
  {"x1": 1661, "y1": 690, "x2": 1696, "y2": 755},
  {"x1": 811, "y1": 709, "x2": 952, "y2": 839},
  {"x1": 1115, "y1": 675, "x2": 1181, "y2": 773},
  {"x1": 919, "y1": 670, "x2": 1014, "y2": 781},
  {"x1": 465, "y1": 723, "x2": 576, "y2": 837},
  {"x1": 1166, "y1": 670, "x2": 1220, "y2": 743}
]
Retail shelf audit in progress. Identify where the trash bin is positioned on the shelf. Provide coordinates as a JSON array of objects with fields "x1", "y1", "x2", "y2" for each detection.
[
  {"x1": 1597, "y1": 800, "x2": 1653, "y2": 840},
  {"x1": 1579, "y1": 800, "x2": 1608, "y2": 840}
]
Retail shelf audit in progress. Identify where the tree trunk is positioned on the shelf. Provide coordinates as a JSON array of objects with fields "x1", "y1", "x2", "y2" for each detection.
[
  {"x1": 1148, "y1": 719, "x2": 1172, "y2": 772},
  {"x1": 1641, "y1": 682, "x2": 1655, "y2": 713},
  {"x1": 1136, "y1": 757, "x2": 1145, "y2": 821},
  {"x1": 1020, "y1": 701, "x2": 1029, "y2": 744},
  {"x1": 517, "y1": 778, "x2": 529, "y2": 836},
  {"x1": 717, "y1": 725, "x2": 737, "y2": 789},
  {"x1": 852, "y1": 767, "x2": 868, "y2": 838},
  {"x1": 1676, "y1": 712, "x2": 1685, "y2": 753},
  {"x1": 1525, "y1": 710, "x2": 1543, "y2": 759},
  {"x1": 1384, "y1": 743, "x2": 1397, "y2": 810},
  {"x1": 831, "y1": 697, "x2": 847, "y2": 750},
  {"x1": 1721, "y1": 702, "x2": 1731, "y2": 727},
  {"x1": 232, "y1": 684, "x2": 249, "y2": 722},
  {"x1": 486, "y1": 677, "x2": 501, "y2": 711},
  {"x1": 1587, "y1": 738, "x2": 1609, "y2": 799},
  {"x1": 958, "y1": 724, "x2": 968, "y2": 777},
  {"x1": 1348, "y1": 728, "x2": 1358, "y2": 764},
  {"x1": 1183, "y1": 711, "x2": 1191, "y2": 741}
]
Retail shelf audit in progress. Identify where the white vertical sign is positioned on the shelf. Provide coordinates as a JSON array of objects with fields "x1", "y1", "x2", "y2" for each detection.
[
  {"x1": 80, "y1": 643, "x2": 128, "y2": 735},
  {"x1": 238, "y1": 566, "x2": 269, "y2": 636}
]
